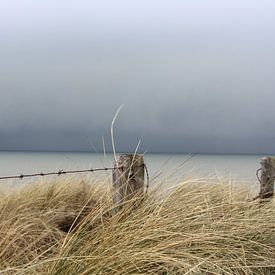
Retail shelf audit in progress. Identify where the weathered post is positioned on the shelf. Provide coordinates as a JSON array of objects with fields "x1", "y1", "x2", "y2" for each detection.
[
  {"x1": 259, "y1": 157, "x2": 275, "y2": 201},
  {"x1": 112, "y1": 154, "x2": 145, "y2": 212}
]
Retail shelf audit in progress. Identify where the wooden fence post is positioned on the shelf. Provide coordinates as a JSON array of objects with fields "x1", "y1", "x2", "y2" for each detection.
[
  {"x1": 259, "y1": 157, "x2": 275, "y2": 201},
  {"x1": 112, "y1": 154, "x2": 145, "y2": 212}
]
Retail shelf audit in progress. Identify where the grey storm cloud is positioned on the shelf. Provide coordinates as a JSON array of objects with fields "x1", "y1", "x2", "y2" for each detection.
[{"x1": 0, "y1": 0, "x2": 275, "y2": 154}]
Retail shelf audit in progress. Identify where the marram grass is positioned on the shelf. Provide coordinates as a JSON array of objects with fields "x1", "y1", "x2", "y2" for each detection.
[{"x1": 0, "y1": 176, "x2": 274, "y2": 274}]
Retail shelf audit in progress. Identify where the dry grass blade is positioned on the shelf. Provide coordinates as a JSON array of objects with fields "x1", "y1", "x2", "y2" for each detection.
[{"x1": 0, "y1": 176, "x2": 274, "y2": 274}]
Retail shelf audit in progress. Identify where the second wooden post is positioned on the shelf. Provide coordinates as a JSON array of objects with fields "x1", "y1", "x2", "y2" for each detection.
[{"x1": 259, "y1": 156, "x2": 275, "y2": 200}]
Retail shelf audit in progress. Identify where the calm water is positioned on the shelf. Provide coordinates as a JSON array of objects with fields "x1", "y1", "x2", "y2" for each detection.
[{"x1": 0, "y1": 151, "x2": 264, "y2": 189}]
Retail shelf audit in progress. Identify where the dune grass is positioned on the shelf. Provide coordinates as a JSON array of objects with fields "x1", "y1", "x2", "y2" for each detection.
[{"x1": 0, "y1": 176, "x2": 274, "y2": 274}]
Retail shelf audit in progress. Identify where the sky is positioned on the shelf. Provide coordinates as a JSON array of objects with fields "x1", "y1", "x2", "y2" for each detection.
[{"x1": 0, "y1": 0, "x2": 275, "y2": 154}]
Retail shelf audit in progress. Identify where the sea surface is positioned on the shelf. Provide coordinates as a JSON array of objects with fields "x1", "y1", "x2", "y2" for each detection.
[{"x1": 0, "y1": 151, "x2": 265, "y2": 191}]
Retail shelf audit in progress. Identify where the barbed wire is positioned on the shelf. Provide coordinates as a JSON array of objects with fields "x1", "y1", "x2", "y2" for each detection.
[
  {"x1": 256, "y1": 168, "x2": 262, "y2": 183},
  {"x1": 0, "y1": 164, "x2": 150, "y2": 189},
  {"x1": 0, "y1": 167, "x2": 114, "y2": 180},
  {"x1": 0, "y1": 164, "x2": 150, "y2": 193}
]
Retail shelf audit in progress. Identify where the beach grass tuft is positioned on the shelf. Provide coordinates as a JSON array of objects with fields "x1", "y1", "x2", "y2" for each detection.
[{"x1": 0, "y1": 176, "x2": 274, "y2": 274}]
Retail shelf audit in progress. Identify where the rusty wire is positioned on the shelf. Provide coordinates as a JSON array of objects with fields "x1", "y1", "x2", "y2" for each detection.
[
  {"x1": 0, "y1": 163, "x2": 150, "y2": 189},
  {"x1": 0, "y1": 167, "x2": 114, "y2": 180},
  {"x1": 256, "y1": 168, "x2": 262, "y2": 183},
  {"x1": 144, "y1": 164, "x2": 150, "y2": 193}
]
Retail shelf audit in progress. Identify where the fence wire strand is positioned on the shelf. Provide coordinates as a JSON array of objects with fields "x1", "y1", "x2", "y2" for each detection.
[
  {"x1": 0, "y1": 167, "x2": 114, "y2": 180},
  {"x1": 0, "y1": 164, "x2": 150, "y2": 190}
]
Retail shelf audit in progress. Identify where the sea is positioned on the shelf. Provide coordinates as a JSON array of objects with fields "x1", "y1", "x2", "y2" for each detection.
[{"x1": 0, "y1": 151, "x2": 265, "y2": 192}]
